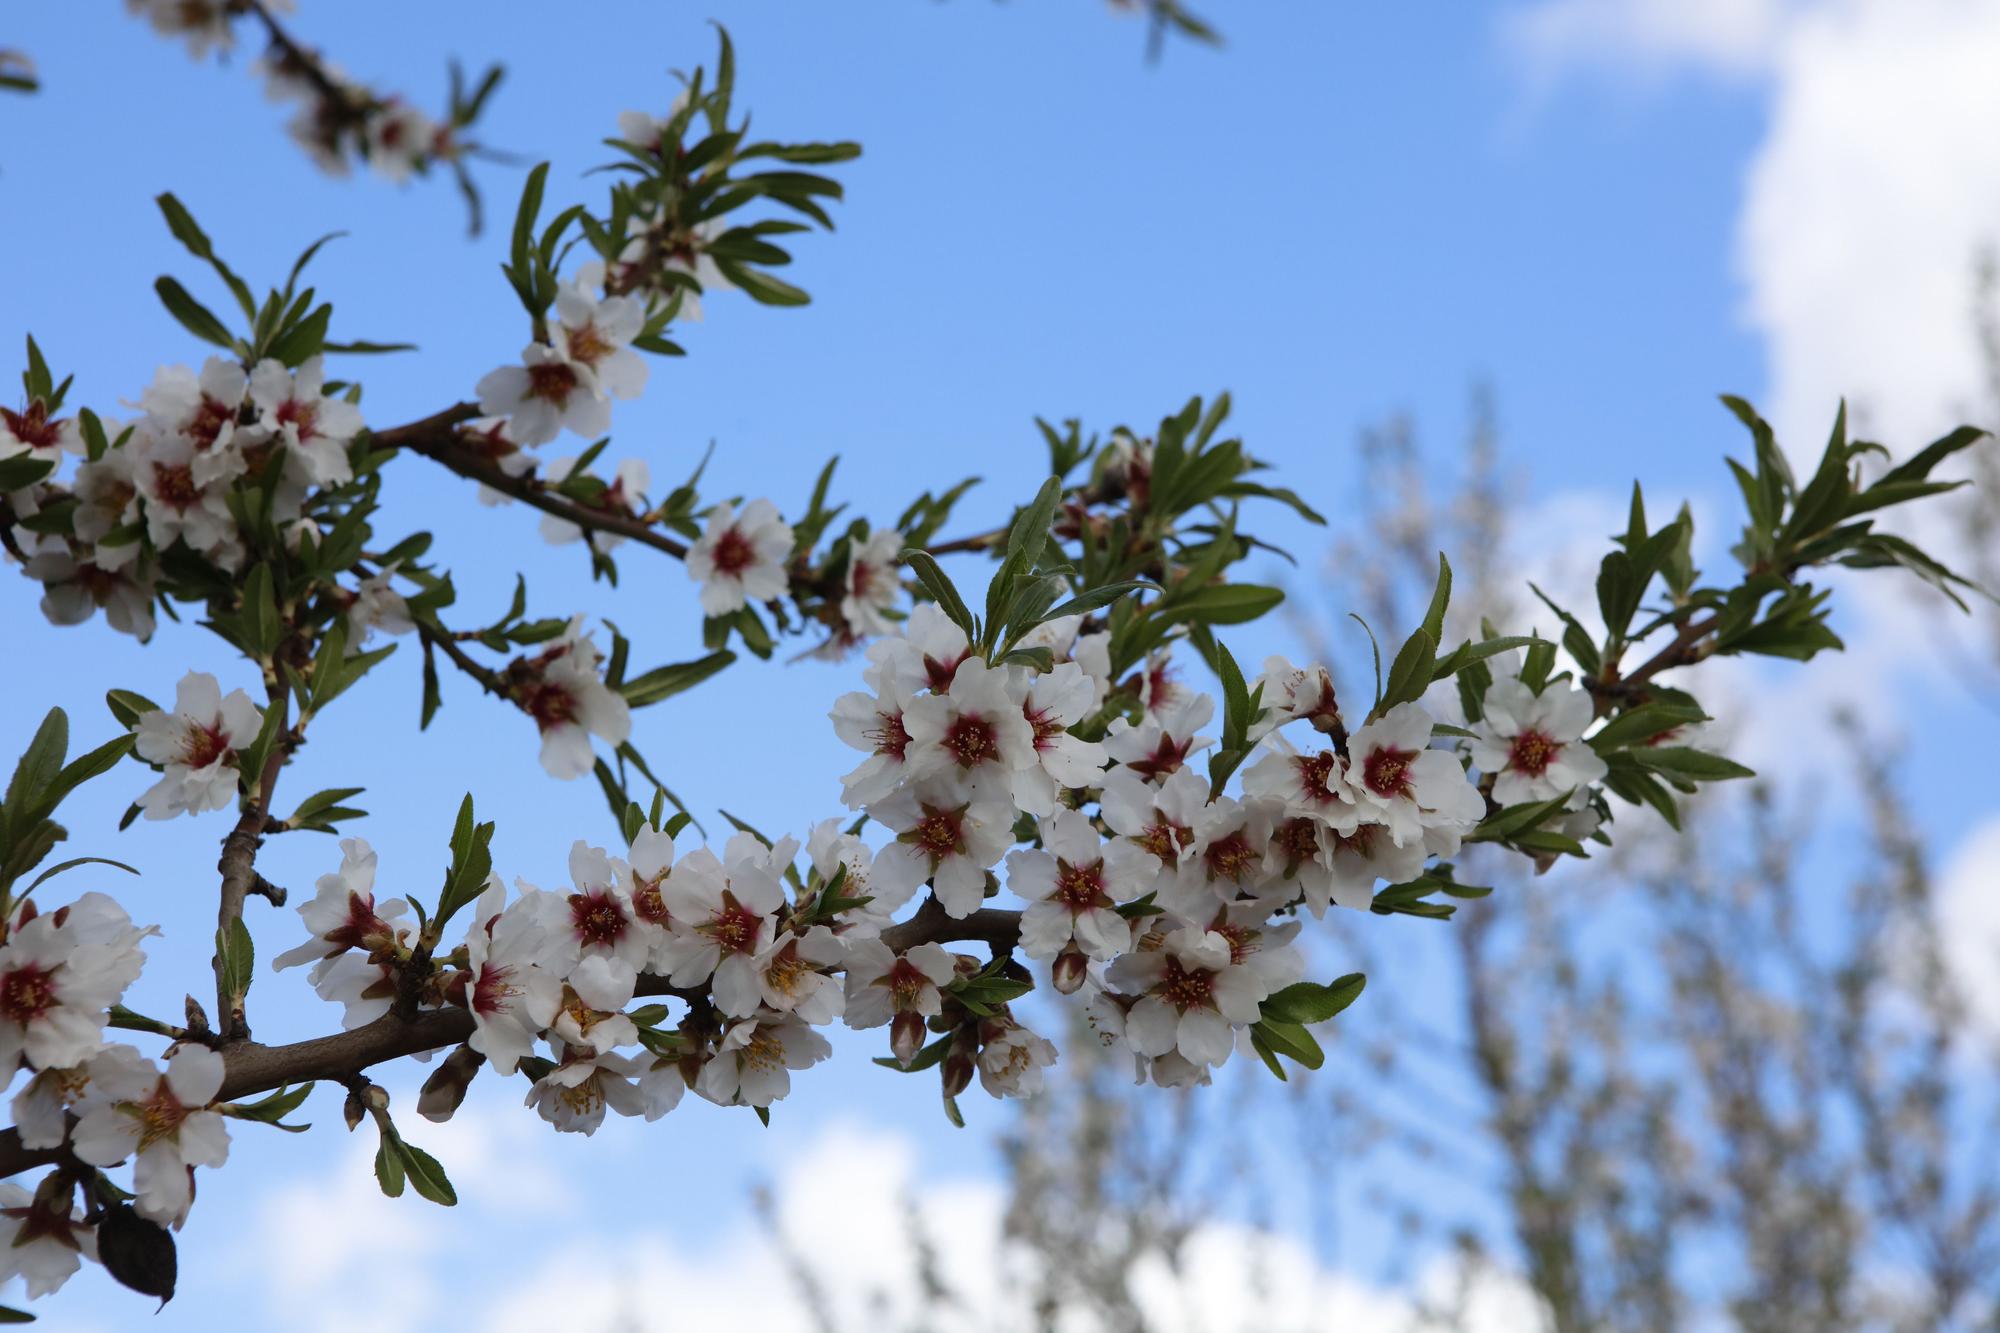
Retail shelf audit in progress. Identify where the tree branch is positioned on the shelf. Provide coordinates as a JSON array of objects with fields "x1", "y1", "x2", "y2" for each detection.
[{"x1": 376, "y1": 402, "x2": 692, "y2": 560}]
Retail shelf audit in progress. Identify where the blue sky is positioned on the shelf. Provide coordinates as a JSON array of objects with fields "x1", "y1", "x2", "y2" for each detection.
[{"x1": 5, "y1": 1, "x2": 1999, "y2": 1327}]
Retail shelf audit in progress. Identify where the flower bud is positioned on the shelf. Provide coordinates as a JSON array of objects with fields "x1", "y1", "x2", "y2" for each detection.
[
  {"x1": 182, "y1": 995, "x2": 211, "y2": 1036},
  {"x1": 940, "y1": 1031, "x2": 977, "y2": 1099},
  {"x1": 418, "y1": 1044, "x2": 485, "y2": 1123},
  {"x1": 891, "y1": 1011, "x2": 925, "y2": 1068},
  {"x1": 342, "y1": 1086, "x2": 367, "y2": 1132},
  {"x1": 1051, "y1": 947, "x2": 1088, "y2": 995}
]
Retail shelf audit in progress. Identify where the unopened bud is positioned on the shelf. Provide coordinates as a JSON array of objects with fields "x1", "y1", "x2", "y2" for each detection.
[
  {"x1": 940, "y1": 1031, "x2": 977, "y2": 1099},
  {"x1": 342, "y1": 1086, "x2": 367, "y2": 1132},
  {"x1": 182, "y1": 996, "x2": 211, "y2": 1036},
  {"x1": 1051, "y1": 948, "x2": 1088, "y2": 995},
  {"x1": 950, "y1": 952, "x2": 981, "y2": 980},
  {"x1": 891, "y1": 1011, "x2": 925, "y2": 1068},
  {"x1": 418, "y1": 1045, "x2": 485, "y2": 1123}
]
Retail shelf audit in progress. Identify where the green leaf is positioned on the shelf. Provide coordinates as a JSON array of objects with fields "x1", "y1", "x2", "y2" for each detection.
[
  {"x1": 1628, "y1": 747, "x2": 1755, "y2": 782},
  {"x1": 1377, "y1": 627, "x2": 1436, "y2": 714},
  {"x1": 154, "y1": 276, "x2": 238, "y2": 349},
  {"x1": 1259, "y1": 974, "x2": 1366, "y2": 1025},
  {"x1": 619, "y1": 650, "x2": 736, "y2": 708},
  {"x1": 901, "y1": 549, "x2": 978, "y2": 641},
  {"x1": 4, "y1": 709, "x2": 67, "y2": 840},
  {"x1": 374, "y1": 1138, "x2": 406, "y2": 1198},
  {"x1": 27, "y1": 855, "x2": 138, "y2": 891},
  {"x1": 1588, "y1": 703, "x2": 1707, "y2": 752},
  {"x1": 155, "y1": 193, "x2": 256, "y2": 320},
  {"x1": 215, "y1": 916, "x2": 254, "y2": 1007},
  {"x1": 1419, "y1": 553, "x2": 1451, "y2": 644},
  {"x1": 1250, "y1": 1018, "x2": 1324, "y2": 1070},
  {"x1": 394, "y1": 1139, "x2": 458, "y2": 1206}
]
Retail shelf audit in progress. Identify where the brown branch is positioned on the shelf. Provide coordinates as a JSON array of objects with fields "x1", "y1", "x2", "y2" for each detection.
[
  {"x1": 213, "y1": 677, "x2": 295, "y2": 1040},
  {"x1": 241, "y1": 0, "x2": 364, "y2": 116},
  {"x1": 375, "y1": 402, "x2": 691, "y2": 560},
  {"x1": 413, "y1": 617, "x2": 510, "y2": 700},
  {"x1": 1589, "y1": 613, "x2": 1719, "y2": 717}
]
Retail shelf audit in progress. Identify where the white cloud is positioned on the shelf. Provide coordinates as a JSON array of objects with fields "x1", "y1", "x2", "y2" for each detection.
[
  {"x1": 221, "y1": 1117, "x2": 1537, "y2": 1333},
  {"x1": 1505, "y1": 0, "x2": 1803, "y2": 77},
  {"x1": 1507, "y1": 0, "x2": 2000, "y2": 455}
]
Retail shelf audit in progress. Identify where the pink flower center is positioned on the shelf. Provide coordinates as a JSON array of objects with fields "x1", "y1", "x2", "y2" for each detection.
[
  {"x1": 187, "y1": 395, "x2": 234, "y2": 449},
  {"x1": 134, "y1": 1079, "x2": 192, "y2": 1151},
  {"x1": 0, "y1": 404, "x2": 60, "y2": 451},
  {"x1": 940, "y1": 713, "x2": 998, "y2": 768},
  {"x1": 1203, "y1": 831, "x2": 1260, "y2": 884},
  {"x1": 276, "y1": 396, "x2": 321, "y2": 442},
  {"x1": 868, "y1": 709, "x2": 909, "y2": 761},
  {"x1": 906, "y1": 805, "x2": 966, "y2": 862},
  {"x1": 0, "y1": 963, "x2": 57, "y2": 1024},
  {"x1": 569, "y1": 890, "x2": 629, "y2": 948},
  {"x1": 522, "y1": 680, "x2": 576, "y2": 733},
  {"x1": 1273, "y1": 816, "x2": 1321, "y2": 870},
  {"x1": 1053, "y1": 859, "x2": 1106, "y2": 912},
  {"x1": 630, "y1": 875, "x2": 670, "y2": 926},
  {"x1": 472, "y1": 961, "x2": 520, "y2": 1015},
  {"x1": 1157, "y1": 955, "x2": 1217, "y2": 1013},
  {"x1": 179, "y1": 720, "x2": 231, "y2": 769},
  {"x1": 526, "y1": 360, "x2": 580, "y2": 405},
  {"x1": 922, "y1": 650, "x2": 970, "y2": 693},
  {"x1": 566, "y1": 321, "x2": 611, "y2": 367},
  {"x1": 1507, "y1": 730, "x2": 1559, "y2": 777},
  {"x1": 1294, "y1": 751, "x2": 1341, "y2": 803},
  {"x1": 151, "y1": 461, "x2": 200, "y2": 511},
  {"x1": 1133, "y1": 819, "x2": 1191, "y2": 866},
  {"x1": 323, "y1": 891, "x2": 389, "y2": 953},
  {"x1": 1023, "y1": 700, "x2": 1068, "y2": 752},
  {"x1": 884, "y1": 959, "x2": 931, "y2": 1011},
  {"x1": 1362, "y1": 746, "x2": 1416, "y2": 798},
  {"x1": 703, "y1": 894, "x2": 763, "y2": 956},
  {"x1": 1125, "y1": 732, "x2": 1194, "y2": 782},
  {"x1": 710, "y1": 527, "x2": 756, "y2": 577}
]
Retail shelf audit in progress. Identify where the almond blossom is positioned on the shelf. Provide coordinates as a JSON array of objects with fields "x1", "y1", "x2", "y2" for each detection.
[
  {"x1": 1103, "y1": 691, "x2": 1215, "y2": 784},
  {"x1": 539, "y1": 455, "x2": 649, "y2": 553},
  {"x1": 1013, "y1": 662, "x2": 1109, "y2": 816},
  {"x1": 903, "y1": 658, "x2": 1038, "y2": 789},
  {"x1": 659, "y1": 843, "x2": 787, "y2": 1015},
  {"x1": 131, "y1": 431, "x2": 238, "y2": 560},
  {"x1": 550, "y1": 284, "x2": 648, "y2": 403},
  {"x1": 842, "y1": 938, "x2": 957, "y2": 1064},
  {"x1": 137, "y1": 358, "x2": 255, "y2": 487},
  {"x1": 0, "y1": 400, "x2": 81, "y2": 466},
  {"x1": 271, "y1": 838, "x2": 409, "y2": 971},
  {"x1": 0, "y1": 894, "x2": 150, "y2": 1074},
  {"x1": 1006, "y1": 810, "x2": 1147, "y2": 961},
  {"x1": 831, "y1": 679, "x2": 919, "y2": 809},
  {"x1": 525, "y1": 1045, "x2": 646, "y2": 1134},
  {"x1": 839, "y1": 526, "x2": 906, "y2": 637},
  {"x1": 457, "y1": 886, "x2": 562, "y2": 1075},
  {"x1": 476, "y1": 343, "x2": 608, "y2": 447},
  {"x1": 0, "y1": 1180, "x2": 96, "y2": 1298},
  {"x1": 870, "y1": 775, "x2": 1016, "y2": 918},
  {"x1": 750, "y1": 924, "x2": 846, "y2": 1022},
  {"x1": 523, "y1": 841, "x2": 656, "y2": 1010},
  {"x1": 517, "y1": 617, "x2": 633, "y2": 779},
  {"x1": 132, "y1": 671, "x2": 261, "y2": 819},
  {"x1": 686, "y1": 497, "x2": 793, "y2": 616},
  {"x1": 695, "y1": 1009, "x2": 832, "y2": 1108},
  {"x1": 976, "y1": 1015, "x2": 1058, "y2": 1098},
  {"x1": 1470, "y1": 677, "x2": 1609, "y2": 806},
  {"x1": 1105, "y1": 925, "x2": 1267, "y2": 1069},
  {"x1": 1345, "y1": 702, "x2": 1486, "y2": 846},
  {"x1": 248, "y1": 354, "x2": 362, "y2": 486},
  {"x1": 70, "y1": 1044, "x2": 230, "y2": 1228}
]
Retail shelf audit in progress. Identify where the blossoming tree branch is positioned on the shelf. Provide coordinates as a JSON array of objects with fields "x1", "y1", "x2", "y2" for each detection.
[{"x1": 0, "y1": 25, "x2": 1987, "y2": 1317}]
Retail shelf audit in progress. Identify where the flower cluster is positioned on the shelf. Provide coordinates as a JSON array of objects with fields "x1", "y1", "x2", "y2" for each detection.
[
  {"x1": 10, "y1": 353, "x2": 365, "y2": 645},
  {"x1": 0, "y1": 886, "x2": 230, "y2": 1298}
]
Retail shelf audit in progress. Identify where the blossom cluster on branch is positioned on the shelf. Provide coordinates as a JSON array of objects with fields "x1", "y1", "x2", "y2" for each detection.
[{"x1": 0, "y1": 22, "x2": 1989, "y2": 1321}]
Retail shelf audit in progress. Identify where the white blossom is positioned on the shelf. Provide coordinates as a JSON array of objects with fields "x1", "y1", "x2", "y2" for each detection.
[
  {"x1": 551, "y1": 284, "x2": 648, "y2": 402},
  {"x1": 976, "y1": 1016, "x2": 1057, "y2": 1098},
  {"x1": 0, "y1": 894, "x2": 150, "y2": 1074},
  {"x1": 839, "y1": 526, "x2": 905, "y2": 637},
  {"x1": 870, "y1": 775, "x2": 1016, "y2": 918},
  {"x1": 476, "y1": 343, "x2": 608, "y2": 447},
  {"x1": 1013, "y1": 662, "x2": 1109, "y2": 816},
  {"x1": 1345, "y1": 702, "x2": 1485, "y2": 846},
  {"x1": 1470, "y1": 677, "x2": 1609, "y2": 806},
  {"x1": 248, "y1": 355, "x2": 362, "y2": 486},
  {"x1": 460, "y1": 884, "x2": 562, "y2": 1076},
  {"x1": 659, "y1": 843, "x2": 786, "y2": 1015},
  {"x1": 525, "y1": 1046, "x2": 646, "y2": 1134},
  {"x1": 686, "y1": 498, "x2": 793, "y2": 616},
  {"x1": 1006, "y1": 810, "x2": 1146, "y2": 961},
  {"x1": 519, "y1": 618, "x2": 632, "y2": 779},
  {"x1": 71, "y1": 1044, "x2": 230, "y2": 1228},
  {"x1": 1106, "y1": 926, "x2": 1267, "y2": 1069},
  {"x1": 132, "y1": 671, "x2": 261, "y2": 820},
  {"x1": 272, "y1": 837, "x2": 409, "y2": 971},
  {"x1": 696, "y1": 1010, "x2": 832, "y2": 1108},
  {"x1": 0, "y1": 1180, "x2": 95, "y2": 1298}
]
